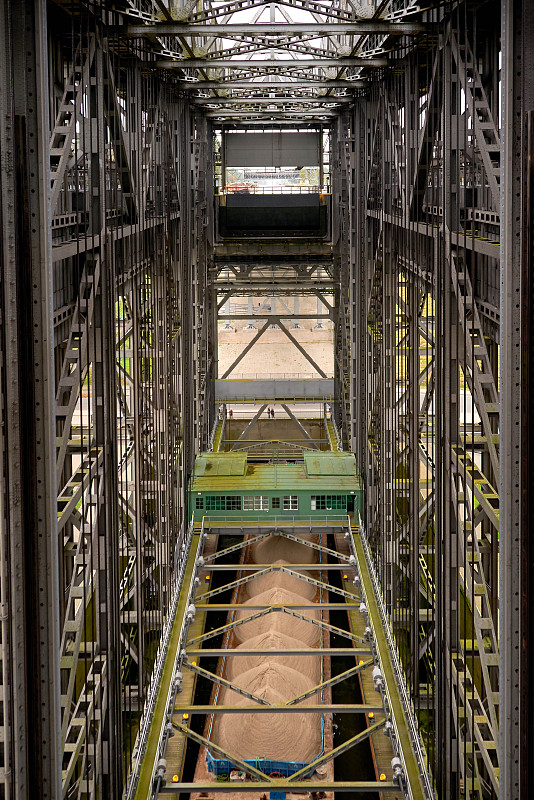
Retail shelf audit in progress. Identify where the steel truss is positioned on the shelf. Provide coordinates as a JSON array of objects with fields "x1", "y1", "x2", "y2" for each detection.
[
  {"x1": 335, "y1": 3, "x2": 514, "y2": 798},
  {"x1": 51, "y1": 22, "x2": 215, "y2": 800},
  {"x1": 144, "y1": 519, "x2": 430, "y2": 798},
  {"x1": 1, "y1": 1, "x2": 533, "y2": 799},
  {"x1": 2, "y1": 2, "x2": 214, "y2": 798},
  {"x1": 212, "y1": 254, "x2": 336, "y2": 379},
  {"x1": 123, "y1": 0, "x2": 429, "y2": 121}
]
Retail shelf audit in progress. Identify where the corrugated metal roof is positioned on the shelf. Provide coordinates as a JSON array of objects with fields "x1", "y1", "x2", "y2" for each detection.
[
  {"x1": 194, "y1": 453, "x2": 247, "y2": 477},
  {"x1": 303, "y1": 452, "x2": 357, "y2": 476},
  {"x1": 190, "y1": 461, "x2": 362, "y2": 492}
]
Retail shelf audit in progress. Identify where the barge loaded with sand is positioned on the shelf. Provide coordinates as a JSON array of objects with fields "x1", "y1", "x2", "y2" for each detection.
[{"x1": 133, "y1": 440, "x2": 433, "y2": 800}]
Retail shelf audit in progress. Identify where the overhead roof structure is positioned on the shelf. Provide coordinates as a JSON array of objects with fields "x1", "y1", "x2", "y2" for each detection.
[{"x1": 125, "y1": 0, "x2": 426, "y2": 121}]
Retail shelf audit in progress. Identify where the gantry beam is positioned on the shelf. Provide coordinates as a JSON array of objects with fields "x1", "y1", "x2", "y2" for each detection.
[
  {"x1": 157, "y1": 57, "x2": 390, "y2": 68},
  {"x1": 206, "y1": 111, "x2": 337, "y2": 118},
  {"x1": 130, "y1": 22, "x2": 424, "y2": 36},
  {"x1": 173, "y1": 703, "x2": 382, "y2": 713},
  {"x1": 185, "y1": 647, "x2": 373, "y2": 657},
  {"x1": 150, "y1": 518, "x2": 429, "y2": 798},
  {"x1": 194, "y1": 96, "x2": 352, "y2": 104},
  {"x1": 183, "y1": 80, "x2": 367, "y2": 88},
  {"x1": 160, "y1": 780, "x2": 398, "y2": 793},
  {"x1": 194, "y1": 602, "x2": 361, "y2": 609}
]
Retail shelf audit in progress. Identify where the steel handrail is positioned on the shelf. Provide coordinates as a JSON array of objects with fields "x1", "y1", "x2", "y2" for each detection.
[
  {"x1": 352, "y1": 516, "x2": 435, "y2": 799},
  {"x1": 123, "y1": 517, "x2": 197, "y2": 800},
  {"x1": 202, "y1": 514, "x2": 348, "y2": 529}
]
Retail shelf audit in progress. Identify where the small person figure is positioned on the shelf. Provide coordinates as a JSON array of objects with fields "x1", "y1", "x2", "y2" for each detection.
[
  {"x1": 270, "y1": 408, "x2": 275, "y2": 418},
  {"x1": 266, "y1": 407, "x2": 271, "y2": 417},
  {"x1": 229, "y1": 408, "x2": 233, "y2": 419}
]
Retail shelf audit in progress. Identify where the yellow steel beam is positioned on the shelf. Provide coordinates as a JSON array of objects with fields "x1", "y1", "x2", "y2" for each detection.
[
  {"x1": 185, "y1": 647, "x2": 373, "y2": 657},
  {"x1": 160, "y1": 780, "x2": 398, "y2": 794},
  {"x1": 288, "y1": 720, "x2": 386, "y2": 781},
  {"x1": 133, "y1": 531, "x2": 200, "y2": 800},
  {"x1": 352, "y1": 531, "x2": 429, "y2": 800},
  {"x1": 182, "y1": 661, "x2": 271, "y2": 706},
  {"x1": 285, "y1": 659, "x2": 374, "y2": 705},
  {"x1": 172, "y1": 722, "x2": 273, "y2": 782},
  {"x1": 172, "y1": 703, "x2": 383, "y2": 714}
]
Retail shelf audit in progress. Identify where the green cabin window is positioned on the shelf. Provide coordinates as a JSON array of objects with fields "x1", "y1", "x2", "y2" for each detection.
[
  {"x1": 283, "y1": 495, "x2": 298, "y2": 510},
  {"x1": 226, "y1": 496, "x2": 242, "y2": 510},
  {"x1": 206, "y1": 495, "x2": 242, "y2": 511},
  {"x1": 311, "y1": 495, "x2": 346, "y2": 510},
  {"x1": 206, "y1": 496, "x2": 224, "y2": 511},
  {"x1": 243, "y1": 495, "x2": 269, "y2": 511},
  {"x1": 272, "y1": 497, "x2": 281, "y2": 509},
  {"x1": 195, "y1": 497, "x2": 204, "y2": 509}
]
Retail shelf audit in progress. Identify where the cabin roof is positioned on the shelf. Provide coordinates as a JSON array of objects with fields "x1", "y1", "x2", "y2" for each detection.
[{"x1": 190, "y1": 452, "x2": 363, "y2": 492}]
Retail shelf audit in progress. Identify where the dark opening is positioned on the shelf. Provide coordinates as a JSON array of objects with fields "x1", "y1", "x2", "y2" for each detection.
[{"x1": 218, "y1": 193, "x2": 329, "y2": 238}]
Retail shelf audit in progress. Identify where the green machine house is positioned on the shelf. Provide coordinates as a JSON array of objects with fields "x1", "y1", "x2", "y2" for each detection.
[{"x1": 189, "y1": 451, "x2": 363, "y2": 521}]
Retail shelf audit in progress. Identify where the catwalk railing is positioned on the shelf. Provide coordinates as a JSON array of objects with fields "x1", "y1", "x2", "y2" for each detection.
[{"x1": 131, "y1": 515, "x2": 434, "y2": 798}]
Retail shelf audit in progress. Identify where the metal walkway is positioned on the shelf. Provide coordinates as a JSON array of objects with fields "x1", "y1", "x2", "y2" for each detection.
[{"x1": 128, "y1": 518, "x2": 434, "y2": 799}]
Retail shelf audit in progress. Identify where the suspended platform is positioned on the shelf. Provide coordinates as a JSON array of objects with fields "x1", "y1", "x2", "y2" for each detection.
[{"x1": 129, "y1": 517, "x2": 434, "y2": 800}]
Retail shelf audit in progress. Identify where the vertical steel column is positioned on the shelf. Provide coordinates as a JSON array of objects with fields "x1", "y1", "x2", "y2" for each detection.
[
  {"x1": 177, "y1": 99, "x2": 196, "y2": 516},
  {"x1": 522, "y1": 109, "x2": 534, "y2": 800},
  {"x1": 129, "y1": 271, "x2": 147, "y2": 697},
  {"x1": 89, "y1": 43, "x2": 123, "y2": 797},
  {"x1": 406, "y1": 278, "x2": 421, "y2": 693},
  {"x1": 331, "y1": 116, "x2": 347, "y2": 438},
  {"x1": 380, "y1": 232, "x2": 396, "y2": 613},
  {"x1": 0, "y1": 1, "x2": 62, "y2": 797},
  {"x1": 193, "y1": 111, "x2": 215, "y2": 450},
  {"x1": 404, "y1": 61, "x2": 422, "y2": 697},
  {"x1": 501, "y1": 2, "x2": 534, "y2": 796},
  {"x1": 350, "y1": 102, "x2": 368, "y2": 471},
  {"x1": 436, "y1": 31, "x2": 460, "y2": 798}
]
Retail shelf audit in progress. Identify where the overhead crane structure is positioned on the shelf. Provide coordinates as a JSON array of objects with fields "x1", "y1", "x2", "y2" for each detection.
[
  {"x1": 0, "y1": 1, "x2": 533, "y2": 800},
  {"x1": 132, "y1": 517, "x2": 432, "y2": 798}
]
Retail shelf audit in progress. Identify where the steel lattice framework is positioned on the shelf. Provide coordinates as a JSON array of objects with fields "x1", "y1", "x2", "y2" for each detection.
[
  {"x1": 338, "y1": 15, "x2": 503, "y2": 792},
  {"x1": 0, "y1": 0, "x2": 533, "y2": 799},
  {"x1": 335, "y1": 4, "x2": 530, "y2": 798}
]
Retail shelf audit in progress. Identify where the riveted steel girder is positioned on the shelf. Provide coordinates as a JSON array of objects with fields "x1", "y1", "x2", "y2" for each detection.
[
  {"x1": 157, "y1": 57, "x2": 389, "y2": 68},
  {"x1": 193, "y1": 96, "x2": 351, "y2": 104},
  {"x1": 183, "y1": 79, "x2": 367, "y2": 87},
  {"x1": 129, "y1": 22, "x2": 424, "y2": 36}
]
